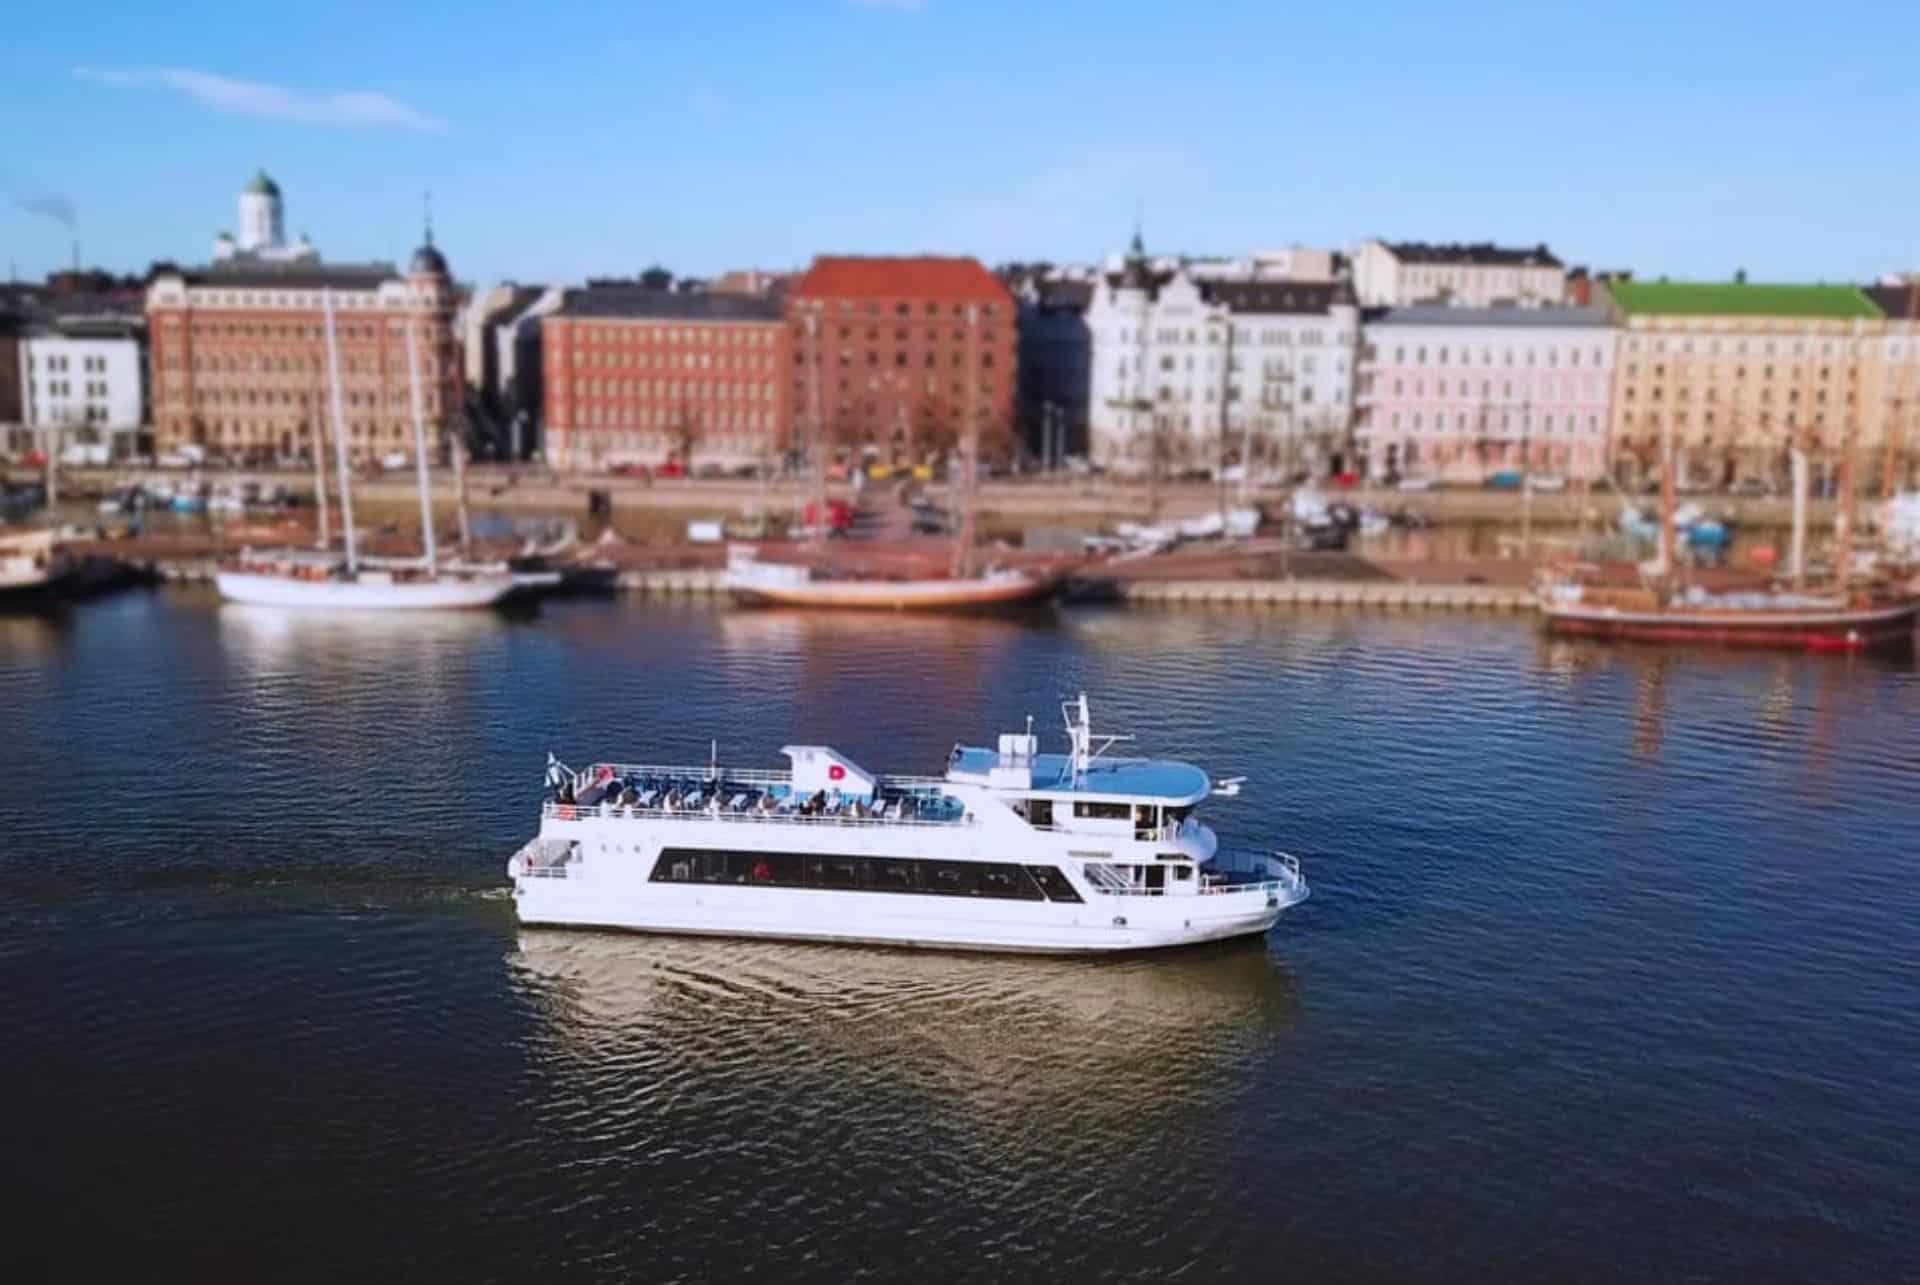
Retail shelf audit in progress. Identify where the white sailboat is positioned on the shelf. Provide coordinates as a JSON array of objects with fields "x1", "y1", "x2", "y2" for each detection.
[{"x1": 217, "y1": 290, "x2": 513, "y2": 610}]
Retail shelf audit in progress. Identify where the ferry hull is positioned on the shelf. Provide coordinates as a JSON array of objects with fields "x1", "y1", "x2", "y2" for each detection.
[
  {"x1": 513, "y1": 876, "x2": 1293, "y2": 955},
  {"x1": 1541, "y1": 600, "x2": 1920, "y2": 652},
  {"x1": 215, "y1": 570, "x2": 513, "y2": 610}
]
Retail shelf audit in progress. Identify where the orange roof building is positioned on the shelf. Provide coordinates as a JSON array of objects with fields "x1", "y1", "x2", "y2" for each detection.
[{"x1": 785, "y1": 256, "x2": 1017, "y2": 453}]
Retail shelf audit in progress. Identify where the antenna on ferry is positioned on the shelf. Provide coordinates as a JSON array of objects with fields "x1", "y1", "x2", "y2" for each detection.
[
  {"x1": 1062, "y1": 691, "x2": 1133, "y2": 786},
  {"x1": 709, "y1": 738, "x2": 718, "y2": 782}
]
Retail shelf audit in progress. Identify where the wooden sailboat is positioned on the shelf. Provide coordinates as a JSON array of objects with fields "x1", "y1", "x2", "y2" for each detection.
[
  {"x1": 216, "y1": 291, "x2": 514, "y2": 610},
  {"x1": 725, "y1": 304, "x2": 1060, "y2": 611},
  {"x1": 1539, "y1": 411, "x2": 1920, "y2": 651}
]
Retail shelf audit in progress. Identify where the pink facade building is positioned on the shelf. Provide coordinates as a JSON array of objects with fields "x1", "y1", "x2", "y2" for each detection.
[{"x1": 1355, "y1": 306, "x2": 1617, "y2": 481}]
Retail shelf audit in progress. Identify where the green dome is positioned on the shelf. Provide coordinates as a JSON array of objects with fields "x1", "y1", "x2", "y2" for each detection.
[{"x1": 243, "y1": 169, "x2": 281, "y2": 198}]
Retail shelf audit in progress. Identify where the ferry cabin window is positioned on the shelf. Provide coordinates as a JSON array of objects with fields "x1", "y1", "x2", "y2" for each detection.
[
  {"x1": 1025, "y1": 865, "x2": 1083, "y2": 902},
  {"x1": 650, "y1": 848, "x2": 1050, "y2": 900},
  {"x1": 1027, "y1": 798, "x2": 1054, "y2": 828},
  {"x1": 1073, "y1": 800, "x2": 1132, "y2": 821}
]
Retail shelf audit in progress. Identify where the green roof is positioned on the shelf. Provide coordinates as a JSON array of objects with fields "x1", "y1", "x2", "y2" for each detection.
[
  {"x1": 1610, "y1": 280, "x2": 1882, "y2": 320},
  {"x1": 244, "y1": 169, "x2": 281, "y2": 198}
]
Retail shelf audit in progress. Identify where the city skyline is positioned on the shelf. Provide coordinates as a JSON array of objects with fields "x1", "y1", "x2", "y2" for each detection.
[{"x1": 4, "y1": 0, "x2": 1918, "y2": 285}]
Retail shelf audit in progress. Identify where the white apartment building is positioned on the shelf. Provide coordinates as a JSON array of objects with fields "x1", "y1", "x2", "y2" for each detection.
[
  {"x1": 1087, "y1": 238, "x2": 1359, "y2": 476},
  {"x1": 21, "y1": 316, "x2": 146, "y2": 445},
  {"x1": 1356, "y1": 306, "x2": 1617, "y2": 482},
  {"x1": 1351, "y1": 240, "x2": 1566, "y2": 309}
]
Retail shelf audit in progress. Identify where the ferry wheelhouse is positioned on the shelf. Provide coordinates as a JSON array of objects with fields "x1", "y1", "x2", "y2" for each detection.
[{"x1": 510, "y1": 696, "x2": 1308, "y2": 954}]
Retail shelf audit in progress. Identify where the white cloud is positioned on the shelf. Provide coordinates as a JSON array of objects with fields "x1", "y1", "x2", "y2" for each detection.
[
  {"x1": 74, "y1": 66, "x2": 443, "y2": 131},
  {"x1": 848, "y1": 0, "x2": 927, "y2": 11}
]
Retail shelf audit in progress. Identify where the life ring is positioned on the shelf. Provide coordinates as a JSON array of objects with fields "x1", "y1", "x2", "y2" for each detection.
[
  {"x1": 594, "y1": 765, "x2": 614, "y2": 785},
  {"x1": 555, "y1": 804, "x2": 576, "y2": 821}
]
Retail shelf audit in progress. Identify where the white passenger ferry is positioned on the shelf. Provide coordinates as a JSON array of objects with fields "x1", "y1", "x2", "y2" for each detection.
[{"x1": 509, "y1": 696, "x2": 1308, "y2": 954}]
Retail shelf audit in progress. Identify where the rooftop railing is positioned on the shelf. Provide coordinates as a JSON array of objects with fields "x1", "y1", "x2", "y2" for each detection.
[
  {"x1": 543, "y1": 800, "x2": 970, "y2": 830},
  {"x1": 570, "y1": 763, "x2": 953, "y2": 792}
]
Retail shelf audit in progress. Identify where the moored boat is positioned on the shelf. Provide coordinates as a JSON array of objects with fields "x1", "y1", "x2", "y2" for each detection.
[
  {"x1": 725, "y1": 545, "x2": 1057, "y2": 610},
  {"x1": 509, "y1": 694, "x2": 1309, "y2": 953},
  {"x1": 1537, "y1": 578, "x2": 1920, "y2": 651},
  {"x1": 215, "y1": 284, "x2": 513, "y2": 611},
  {"x1": 0, "y1": 528, "x2": 71, "y2": 600},
  {"x1": 216, "y1": 556, "x2": 514, "y2": 609}
]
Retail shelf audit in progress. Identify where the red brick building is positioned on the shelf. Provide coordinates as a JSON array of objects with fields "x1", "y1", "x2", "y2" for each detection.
[
  {"x1": 144, "y1": 246, "x2": 459, "y2": 464},
  {"x1": 541, "y1": 288, "x2": 790, "y2": 470},
  {"x1": 785, "y1": 256, "x2": 1016, "y2": 457}
]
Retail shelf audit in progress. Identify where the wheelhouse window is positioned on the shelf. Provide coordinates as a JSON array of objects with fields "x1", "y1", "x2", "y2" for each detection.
[{"x1": 1073, "y1": 800, "x2": 1132, "y2": 821}]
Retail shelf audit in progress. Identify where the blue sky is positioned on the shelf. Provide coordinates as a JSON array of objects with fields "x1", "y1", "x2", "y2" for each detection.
[{"x1": 3, "y1": 0, "x2": 1916, "y2": 287}]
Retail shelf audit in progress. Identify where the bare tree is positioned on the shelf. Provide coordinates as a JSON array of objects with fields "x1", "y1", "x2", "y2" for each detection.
[{"x1": 668, "y1": 402, "x2": 703, "y2": 471}]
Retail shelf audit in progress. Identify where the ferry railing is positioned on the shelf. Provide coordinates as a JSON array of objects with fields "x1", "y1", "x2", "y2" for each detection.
[
  {"x1": 542, "y1": 801, "x2": 971, "y2": 829},
  {"x1": 1081, "y1": 852, "x2": 1306, "y2": 898},
  {"x1": 569, "y1": 764, "x2": 955, "y2": 793}
]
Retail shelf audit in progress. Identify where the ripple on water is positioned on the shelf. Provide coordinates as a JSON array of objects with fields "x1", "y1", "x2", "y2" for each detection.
[{"x1": 2, "y1": 594, "x2": 1918, "y2": 1282}]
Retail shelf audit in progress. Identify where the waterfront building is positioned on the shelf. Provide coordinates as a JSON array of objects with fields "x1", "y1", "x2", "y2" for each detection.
[
  {"x1": 146, "y1": 176, "x2": 459, "y2": 463},
  {"x1": 1086, "y1": 235, "x2": 1359, "y2": 477},
  {"x1": 1864, "y1": 278, "x2": 1920, "y2": 490},
  {"x1": 540, "y1": 287, "x2": 789, "y2": 471},
  {"x1": 1014, "y1": 276, "x2": 1092, "y2": 463},
  {"x1": 19, "y1": 313, "x2": 148, "y2": 457},
  {"x1": 211, "y1": 170, "x2": 319, "y2": 265},
  {"x1": 784, "y1": 256, "x2": 1016, "y2": 456},
  {"x1": 497, "y1": 288, "x2": 567, "y2": 462},
  {"x1": 1356, "y1": 306, "x2": 1617, "y2": 482},
  {"x1": 707, "y1": 269, "x2": 790, "y2": 297},
  {"x1": 1351, "y1": 240, "x2": 1567, "y2": 309},
  {"x1": 459, "y1": 283, "x2": 546, "y2": 458},
  {"x1": 0, "y1": 311, "x2": 24, "y2": 437},
  {"x1": 1093, "y1": 245, "x2": 1339, "y2": 285},
  {"x1": 1607, "y1": 281, "x2": 1888, "y2": 490}
]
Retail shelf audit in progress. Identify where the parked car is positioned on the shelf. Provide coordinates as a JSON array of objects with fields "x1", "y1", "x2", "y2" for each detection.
[
  {"x1": 1529, "y1": 474, "x2": 1568, "y2": 492},
  {"x1": 1731, "y1": 477, "x2": 1774, "y2": 497},
  {"x1": 1396, "y1": 476, "x2": 1434, "y2": 492},
  {"x1": 1485, "y1": 470, "x2": 1524, "y2": 489},
  {"x1": 1327, "y1": 471, "x2": 1360, "y2": 489},
  {"x1": 801, "y1": 498, "x2": 854, "y2": 534},
  {"x1": 381, "y1": 451, "x2": 410, "y2": 470}
]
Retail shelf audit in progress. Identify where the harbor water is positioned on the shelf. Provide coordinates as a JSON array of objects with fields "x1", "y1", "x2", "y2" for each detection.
[{"x1": 4, "y1": 591, "x2": 1918, "y2": 1281}]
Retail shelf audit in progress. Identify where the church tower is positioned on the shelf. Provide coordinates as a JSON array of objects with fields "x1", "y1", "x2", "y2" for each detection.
[{"x1": 237, "y1": 169, "x2": 285, "y2": 253}]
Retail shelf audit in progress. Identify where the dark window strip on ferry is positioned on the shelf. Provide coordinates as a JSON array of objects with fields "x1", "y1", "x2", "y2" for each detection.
[{"x1": 650, "y1": 848, "x2": 1082, "y2": 902}]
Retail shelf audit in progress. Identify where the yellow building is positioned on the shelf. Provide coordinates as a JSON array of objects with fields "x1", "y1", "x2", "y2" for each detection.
[
  {"x1": 1607, "y1": 281, "x2": 1891, "y2": 491},
  {"x1": 1866, "y1": 281, "x2": 1920, "y2": 494}
]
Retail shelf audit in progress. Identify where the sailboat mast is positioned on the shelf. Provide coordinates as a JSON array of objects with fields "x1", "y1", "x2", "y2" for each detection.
[
  {"x1": 1836, "y1": 411, "x2": 1857, "y2": 592},
  {"x1": 309, "y1": 404, "x2": 331, "y2": 551},
  {"x1": 323, "y1": 289, "x2": 359, "y2": 574},
  {"x1": 405, "y1": 320, "x2": 438, "y2": 577},
  {"x1": 1789, "y1": 441, "x2": 1808, "y2": 589},
  {"x1": 951, "y1": 304, "x2": 979, "y2": 578},
  {"x1": 1657, "y1": 411, "x2": 1675, "y2": 575},
  {"x1": 807, "y1": 311, "x2": 826, "y2": 552}
]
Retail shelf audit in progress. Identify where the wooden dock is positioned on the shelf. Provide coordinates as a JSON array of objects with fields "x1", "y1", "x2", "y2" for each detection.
[
  {"x1": 104, "y1": 553, "x2": 1540, "y2": 613},
  {"x1": 1112, "y1": 579, "x2": 1536, "y2": 611}
]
